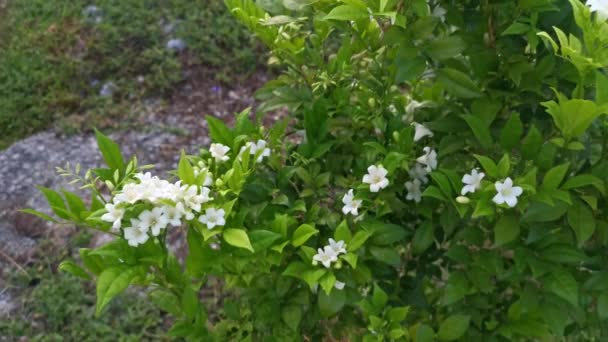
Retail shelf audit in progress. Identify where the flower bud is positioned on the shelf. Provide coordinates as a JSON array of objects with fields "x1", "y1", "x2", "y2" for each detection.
[
  {"x1": 334, "y1": 260, "x2": 343, "y2": 269},
  {"x1": 390, "y1": 85, "x2": 398, "y2": 92},
  {"x1": 456, "y1": 196, "x2": 470, "y2": 204},
  {"x1": 368, "y1": 98, "x2": 376, "y2": 108},
  {"x1": 392, "y1": 131, "x2": 400, "y2": 142},
  {"x1": 105, "y1": 180, "x2": 114, "y2": 191}
]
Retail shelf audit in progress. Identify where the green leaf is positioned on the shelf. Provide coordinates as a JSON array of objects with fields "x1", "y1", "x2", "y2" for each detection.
[
  {"x1": 223, "y1": 229, "x2": 254, "y2": 252},
  {"x1": 292, "y1": 224, "x2": 319, "y2": 247},
  {"x1": 249, "y1": 230, "x2": 282, "y2": 252},
  {"x1": 521, "y1": 125, "x2": 543, "y2": 160},
  {"x1": 567, "y1": 200, "x2": 595, "y2": 247},
  {"x1": 61, "y1": 191, "x2": 87, "y2": 217},
  {"x1": 370, "y1": 246, "x2": 401, "y2": 265},
  {"x1": 426, "y1": 36, "x2": 466, "y2": 60},
  {"x1": 318, "y1": 288, "x2": 346, "y2": 317},
  {"x1": 413, "y1": 221, "x2": 434, "y2": 254},
  {"x1": 596, "y1": 71, "x2": 608, "y2": 105},
  {"x1": 541, "y1": 96, "x2": 603, "y2": 139},
  {"x1": 178, "y1": 151, "x2": 196, "y2": 185},
  {"x1": 497, "y1": 154, "x2": 511, "y2": 179},
  {"x1": 319, "y1": 272, "x2": 336, "y2": 295},
  {"x1": 388, "y1": 306, "x2": 409, "y2": 322},
  {"x1": 546, "y1": 270, "x2": 579, "y2": 307},
  {"x1": 58, "y1": 260, "x2": 91, "y2": 279},
  {"x1": 372, "y1": 284, "x2": 389, "y2": 308},
  {"x1": 474, "y1": 155, "x2": 498, "y2": 178},
  {"x1": 149, "y1": 290, "x2": 180, "y2": 316},
  {"x1": 181, "y1": 284, "x2": 200, "y2": 320},
  {"x1": 502, "y1": 22, "x2": 530, "y2": 35},
  {"x1": 494, "y1": 215, "x2": 520, "y2": 246},
  {"x1": 95, "y1": 129, "x2": 125, "y2": 172},
  {"x1": 522, "y1": 200, "x2": 568, "y2": 223},
  {"x1": 37, "y1": 186, "x2": 69, "y2": 219},
  {"x1": 437, "y1": 68, "x2": 482, "y2": 98},
  {"x1": 282, "y1": 305, "x2": 302, "y2": 332},
  {"x1": 462, "y1": 115, "x2": 493, "y2": 148},
  {"x1": 348, "y1": 230, "x2": 372, "y2": 252},
  {"x1": 334, "y1": 220, "x2": 352, "y2": 243},
  {"x1": 364, "y1": 221, "x2": 408, "y2": 245},
  {"x1": 437, "y1": 314, "x2": 470, "y2": 341},
  {"x1": 443, "y1": 271, "x2": 468, "y2": 305},
  {"x1": 415, "y1": 324, "x2": 435, "y2": 342},
  {"x1": 20, "y1": 208, "x2": 58, "y2": 223},
  {"x1": 543, "y1": 163, "x2": 570, "y2": 190},
  {"x1": 500, "y1": 113, "x2": 523, "y2": 150},
  {"x1": 96, "y1": 266, "x2": 139, "y2": 316},
  {"x1": 598, "y1": 293, "x2": 608, "y2": 320},
  {"x1": 562, "y1": 174, "x2": 605, "y2": 194},
  {"x1": 206, "y1": 115, "x2": 234, "y2": 146},
  {"x1": 324, "y1": 5, "x2": 368, "y2": 21}
]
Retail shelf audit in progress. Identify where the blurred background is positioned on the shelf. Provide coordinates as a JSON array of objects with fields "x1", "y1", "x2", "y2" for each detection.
[{"x1": 0, "y1": 1, "x2": 270, "y2": 339}]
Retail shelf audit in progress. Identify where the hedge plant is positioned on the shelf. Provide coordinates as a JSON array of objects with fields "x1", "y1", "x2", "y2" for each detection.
[{"x1": 28, "y1": 0, "x2": 608, "y2": 340}]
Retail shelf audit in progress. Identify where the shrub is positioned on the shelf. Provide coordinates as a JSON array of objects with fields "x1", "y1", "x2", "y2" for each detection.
[
  {"x1": 28, "y1": 0, "x2": 608, "y2": 340},
  {"x1": 0, "y1": 0, "x2": 263, "y2": 149}
]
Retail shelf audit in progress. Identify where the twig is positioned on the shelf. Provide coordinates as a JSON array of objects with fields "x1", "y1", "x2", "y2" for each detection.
[{"x1": 0, "y1": 249, "x2": 30, "y2": 277}]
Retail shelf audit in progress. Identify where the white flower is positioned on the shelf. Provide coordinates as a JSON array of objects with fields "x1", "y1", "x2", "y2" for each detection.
[
  {"x1": 405, "y1": 99, "x2": 430, "y2": 115},
  {"x1": 461, "y1": 169, "x2": 485, "y2": 196},
  {"x1": 161, "y1": 203, "x2": 185, "y2": 227},
  {"x1": 412, "y1": 122, "x2": 433, "y2": 142},
  {"x1": 334, "y1": 281, "x2": 346, "y2": 290},
  {"x1": 492, "y1": 177, "x2": 523, "y2": 208},
  {"x1": 210, "y1": 143, "x2": 230, "y2": 162},
  {"x1": 138, "y1": 207, "x2": 168, "y2": 236},
  {"x1": 342, "y1": 189, "x2": 362, "y2": 216},
  {"x1": 180, "y1": 185, "x2": 212, "y2": 212},
  {"x1": 405, "y1": 179, "x2": 423, "y2": 203},
  {"x1": 362, "y1": 165, "x2": 390, "y2": 192},
  {"x1": 101, "y1": 203, "x2": 124, "y2": 230},
  {"x1": 587, "y1": 0, "x2": 608, "y2": 19},
  {"x1": 114, "y1": 184, "x2": 142, "y2": 204},
  {"x1": 124, "y1": 221, "x2": 149, "y2": 247},
  {"x1": 198, "y1": 208, "x2": 226, "y2": 229},
  {"x1": 327, "y1": 238, "x2": 347, "y2": 255},
  {"x1": 239, "y1": 140, "x2": 271, "y2": 162},
  {"x1": 408, "y1": 164, "x2": 429, "y2": 184},
  {"x1": 312, "y1": 247, "x2": 338, "y2": 268},
  {"x1": 416, "y1": 147, "x2": 438, "y2": 172}
]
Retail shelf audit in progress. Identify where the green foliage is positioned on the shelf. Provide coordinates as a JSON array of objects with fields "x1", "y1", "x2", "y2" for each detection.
[
  {"x1": 30, "y1": 0, "x2": 608, "y2": 340},
  {"x1": 0, "y1": 0, "x2": 263, "y2": 149}
]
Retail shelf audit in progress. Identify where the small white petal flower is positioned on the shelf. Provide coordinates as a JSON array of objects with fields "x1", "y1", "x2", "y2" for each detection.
[
  {"x1": 405, "y1": 179, "x2": 423, "y2": 203},
  {"x1": 405, "y1": 99, "x2": 431, "y2": 115},
  {"x1": 492, "y1": 177, "x2": 523, "y2": 208},
  {"x1": 124, "y1": 224, "x2": 149, "y2": 247},
  {"x1": 198, "y1": 208, "x2": 226, "y2": 229},
  {"x1": 334, "y1": 281, "x2": 346, "y2": 290},
  {"x1": 416, "y1": 147, "x2": 438, "y2": 172},
  {"x1": 239, "y1": 140, "x2": 271, "y2": 162},
  {"x1": 101, "y1": 203, "x2": 124, "y2": 230},
  {"x1": 587, "y1": 0, "x2": 608, "y2": 19},
  {"x1": 312, "y1": 247, "x2": 338, "y2": 268},
  {"x1": 342, "y1": 189, "x2": 362, "y2": 216},
  {"x1": 412, "y1": 122, "x2": 433, "y2": 142},
  {"x1": 362, "y1": 165, "x2": 390, "y2": 192},
  {"x1": 461, "y1": 169, "x2": 485, "y2": 196},
  {"x1": 328, "y1": 238, "x2": 347, "y2": 255},
  {"x1": 408, "y1": 164, "x2": 429, "y2": 184},
  {"x1": 210, "y1": 143, "x2": 230, "y2": 162},
  {"x1": 138, "y1": 208, "x2": 168, "y2": 237},
  {"x1": 114, "y1": 184, "x2": 142, "y2": 204},
  {"x1": 161, "y1": 203, "x2": 185, "y2": 227}
]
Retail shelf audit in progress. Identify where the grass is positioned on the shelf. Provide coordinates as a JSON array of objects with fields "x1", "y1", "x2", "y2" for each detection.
[
  {"x1": 0, "y1": 232, "x2": 170, "y2": 341},
  {"x1": 0, "y1": 0, "x2": 264, "y2": 149}
]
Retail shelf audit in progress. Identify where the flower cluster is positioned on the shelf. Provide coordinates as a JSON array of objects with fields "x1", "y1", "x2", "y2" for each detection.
[
  {"x1": 312, "y1": 239, "x2": 347, "y2": 268},
  {"x1": 458, "y1": 169, "x2": 524, "y2": 208},
  {"x1": 404, "y1": 123, "x2": 438, "y2": 203},
  {"x1": 101, "y1": 172, "x2": 220, "y2": 246}
]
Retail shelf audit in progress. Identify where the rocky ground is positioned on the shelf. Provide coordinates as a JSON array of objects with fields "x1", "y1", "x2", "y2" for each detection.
[{"x1": 0, "y1": 70, "x2": 274, "y2": 319}]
